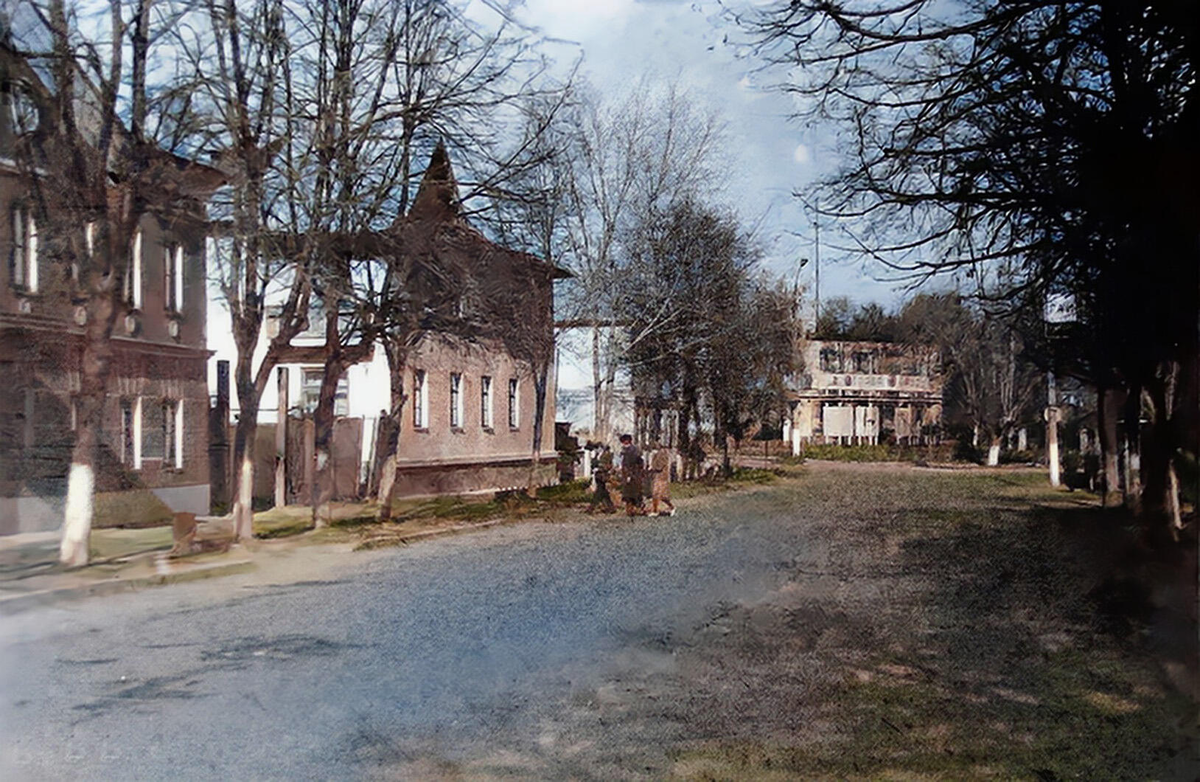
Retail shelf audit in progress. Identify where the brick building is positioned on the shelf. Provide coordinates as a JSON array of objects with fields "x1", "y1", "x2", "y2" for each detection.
[
  {"x1": 209, "y1": 144, "x2": 565, "y2": 502},
  {"x1": 0, "y1": 47, "x2": 222, "y2": 534}
]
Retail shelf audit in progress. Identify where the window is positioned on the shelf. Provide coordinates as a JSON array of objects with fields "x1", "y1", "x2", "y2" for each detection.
[
  {"x1": 22, "y1": 388, "x2": 34, "y2": 448},
  {"x1": 449, "y1": 373, "x2": 463, "y2": 428},
  {"x1": 480, "y1": 376, "x2": 493, "y2": 429},
  {"x1": 10, "y1": 206, "x2": 37, "y2": 293},
  {"x1": 163, "y1": 243, "x2": 183, "y2": 313},
  {"x1": 123, "y1": 228, "x2": 142, "y2": 309},
  {"x1": 120, "y1": 397, "x2": 142, "y2": 469},
  {"x1": 413, "y1": 370, "x2": 428, "y2": 429},
  {"x1": 508, "y1": 378, "x2": 519, "y2": 429},
  {"x1": 9, "y1": 83, "x2": 39, "y2": 134},
  {"x1": 74, "y1": 221, "x2": 96, "y2": 284},
  {"x1": 820, "y1": 347, "x2": 841, "y2": 373},
  {"x1": 143, "y1": 399, "x2": 165, "y2": 459},
  {"x1": 301, "y1": 368, "x2": 349, "y2": 417},
  {"x1": 163, "y1": 400, "x2": 182, "y2": 468}
]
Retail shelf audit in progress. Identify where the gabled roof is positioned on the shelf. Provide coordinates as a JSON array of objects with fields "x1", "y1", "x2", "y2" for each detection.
[
  {"x1": 403, "y1": 141, "x2": 461, "y2": 225},
  {"x1": 394, "y1": 143, "x2": 570, "y2": 279}
]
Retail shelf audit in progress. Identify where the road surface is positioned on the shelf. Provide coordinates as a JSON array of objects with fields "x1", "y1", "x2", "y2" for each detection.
[{"x1": 1, "y1": 482, "x2": 817, "y2": 780}]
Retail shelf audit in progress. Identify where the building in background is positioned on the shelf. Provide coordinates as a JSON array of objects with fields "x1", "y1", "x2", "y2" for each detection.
[{"x1": 787, "y1": 340, "x2": 943, "y2": 452}]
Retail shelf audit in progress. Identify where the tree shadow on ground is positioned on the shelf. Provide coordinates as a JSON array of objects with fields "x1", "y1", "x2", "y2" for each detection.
[{"x1": 830, "y1": 503, "x2": 1200, "y2": 780}]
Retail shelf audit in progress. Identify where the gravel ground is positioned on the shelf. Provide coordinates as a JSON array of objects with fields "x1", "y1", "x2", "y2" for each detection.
[{"x1": 0, "y1": 463, "x2": 1194, "y2": 780}]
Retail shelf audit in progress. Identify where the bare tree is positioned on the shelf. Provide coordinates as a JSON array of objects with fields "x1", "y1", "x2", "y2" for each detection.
[
  {"x1": 743, "y1": 0, "x2": 1197, "y2": 534},
  {"x1": 622, "y1": 196, "x2": 797, "y2": 470},
  {"x1": 277, "y1": 0, "x2": 567, "y2": 523},
  {"x1": 556, "y1": 81, "x2": 726, "y2": 443},
  {"x1": 898, "y1": 293, "x2": 1040, "y2": 465},
  {"x1": 172, "y1": 0, "x2": 314, "y2": 541},
  {"x1": 5, "y1": 0, "x2": 218, "y2": 565}
]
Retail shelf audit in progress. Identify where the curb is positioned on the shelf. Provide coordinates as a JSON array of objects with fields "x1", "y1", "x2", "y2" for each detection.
[
  {"x1": 0, "y1": 559, "x2": 255, "y2": 615},
  {"x1": 355, "y1": 517, "x2": 510, "y2": 550}
]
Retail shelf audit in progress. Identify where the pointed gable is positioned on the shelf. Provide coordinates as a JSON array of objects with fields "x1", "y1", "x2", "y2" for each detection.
[{"x1": 406, "y1": 141, "x2": 461, "y2": 224}]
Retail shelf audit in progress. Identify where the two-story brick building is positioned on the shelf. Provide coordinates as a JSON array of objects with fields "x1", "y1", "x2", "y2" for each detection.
[
  {"x1": 787, "y1": 339, "x2": 943, "y2": 451},
  {"x1": 0, "y1": 50, "x2": 222, "y2": 534}
]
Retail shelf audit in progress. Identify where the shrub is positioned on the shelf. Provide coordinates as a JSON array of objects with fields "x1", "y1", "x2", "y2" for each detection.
[{"x1": 953, "y1": 439, "x2": 982, "y2": 464}]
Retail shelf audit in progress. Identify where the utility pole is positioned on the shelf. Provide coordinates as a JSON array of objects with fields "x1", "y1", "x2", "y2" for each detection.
[
  {"x1": 814, "y1": 218, "x2": 821, "y2": 330},
  {"x1": 1047, "y1": 370, "x2": 1060, "y2": 486}
]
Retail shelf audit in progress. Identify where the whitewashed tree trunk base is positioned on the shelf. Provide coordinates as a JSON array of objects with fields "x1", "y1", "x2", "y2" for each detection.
[
  {"x1": 986, "y1": 442, "x2": 1001, "y2": 467},
  {"x1": 232, "y1": 457, "x2": 255, "y2": 540},
  {"x1": 377, "y1": 455, "x2": 397, "y2": 512},
  {"x1": 60, "y1": 463, "x2": 94, "y2": 567}
]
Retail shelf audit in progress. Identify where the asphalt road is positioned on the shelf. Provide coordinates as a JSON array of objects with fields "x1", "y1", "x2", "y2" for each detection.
[{"x1": 0, "y1": 485, "x2": 818, "y2": 780}]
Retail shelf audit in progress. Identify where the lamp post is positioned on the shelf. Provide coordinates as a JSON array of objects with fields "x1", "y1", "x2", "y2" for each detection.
[{"x1": 813, "y1": 219, "x2": 820, "y2": 330}]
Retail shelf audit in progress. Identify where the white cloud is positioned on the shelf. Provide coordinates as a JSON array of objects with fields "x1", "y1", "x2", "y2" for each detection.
[{"x1": 792, "y1": 143, "x2": 811, "y2": 165}]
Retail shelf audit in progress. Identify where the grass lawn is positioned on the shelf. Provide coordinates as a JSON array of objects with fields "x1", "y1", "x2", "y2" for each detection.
[
  {"x1": 250, "y1": 473, "x2": 786, "y2": 547},
  {"x1": 657, "y1": 465, "x2": 1197, "y2": 780}
]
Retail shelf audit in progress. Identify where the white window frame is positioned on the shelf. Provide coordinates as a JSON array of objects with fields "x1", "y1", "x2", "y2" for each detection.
[
  {"x1": 11, "y1": 206, "x2": 37, "y2": 293},
  {"x1": 75, "y1": 221, "x2": 96, "y2": 284},
  {"x1": 449, "y1": 372, "x2": 463, "y2": 428},
  {"x1": 132, "y1": 396, "x2": 143, "y2": 470},
  {"x1": 124, "y1": 228, "x2": 142, "y2": 309},
  {"x1": 164, "y1": 243, "x2": 183, "y2": 313},
  {"x1": 508, "y1": 377, "x2": 519, "y2": 429},
  {"x1": 480, "y1": 375, "x2": 493, "y2": 429},
  {"x1": 413, "y1": 369, "x2": 428, "y2": 429}
]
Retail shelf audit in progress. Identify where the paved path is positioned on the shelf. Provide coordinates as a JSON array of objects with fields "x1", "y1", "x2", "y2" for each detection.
[{"x1": 0, "y1": 484, "x2": 815, "y2": 780}]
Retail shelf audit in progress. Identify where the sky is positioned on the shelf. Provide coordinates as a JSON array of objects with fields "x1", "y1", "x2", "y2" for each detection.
[
  {"x1": 508, "y1": 0, "x2": 911, "y2": 311},
  {"x1": 501, "y1": 0, "x2": 919, "y2": 390}
]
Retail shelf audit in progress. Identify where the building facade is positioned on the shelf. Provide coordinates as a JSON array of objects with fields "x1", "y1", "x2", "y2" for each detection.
[
  {"x1": 0, "y1": 63, "x2": 221, "y2": 533},
  {"x1": 208, "y1": 144, "x2": 562, "y2": 503},
  {"x1": 787, "y1": 339, "x2": 943, "y2": 452}
]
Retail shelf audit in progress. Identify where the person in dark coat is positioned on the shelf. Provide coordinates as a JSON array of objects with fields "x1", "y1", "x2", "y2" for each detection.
[
  {"x1": 588, "y1": 445, "x2": 617, "y2": 513},
  {"x1": 619, "y1": 434, "x2": 646, "y2": 516}
]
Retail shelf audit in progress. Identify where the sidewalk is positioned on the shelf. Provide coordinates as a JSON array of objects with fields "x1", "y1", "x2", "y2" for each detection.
[
  {"x1": 0, "y1": 509, "x2": 523, "y2": 614},
  {"x1": 0, "y1": 518, "x2": 253, "y2": 615}
]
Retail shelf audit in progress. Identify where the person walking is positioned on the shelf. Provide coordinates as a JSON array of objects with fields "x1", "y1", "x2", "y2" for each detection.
[
  {"x1": 587, "y1": 445, "x2": 617, "y2": 513},
  {"x1": 650, "y1": 442, "x2": 676, "y2": 516},
  {"x1": 618, "y1": 434, "x2": 646, "y2": 516}
]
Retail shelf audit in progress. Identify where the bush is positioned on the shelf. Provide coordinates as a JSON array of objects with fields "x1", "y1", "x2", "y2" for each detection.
[
  {"x1": 953, "y1": 439, "x2": 982, "y2": 464},
  {"x1": 1000, "y1": 448, "x2": 1038, "y2": 465}
]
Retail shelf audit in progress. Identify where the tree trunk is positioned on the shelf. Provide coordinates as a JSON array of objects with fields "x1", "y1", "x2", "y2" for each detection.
[
  {"x1": 310, "y1": 360, "x2": 341, "y2": 528},
  {"x1": 591, "y1": 325, "x2": 605, "y2": 442},
  {"x1": 60, "y1": 288, "x2": 119, "y2": 567},
  {"x1": 1141, "y1": 370, "x2": 1183, "y2": 537},
  {"x1": 274, "y1": 367, "x2": 289, "y2": 508},
  {"x1": 1047, "y1": 408, "x2": 1060, "y2": 486},
  {"x1": 986, "y1": 438, "x2": 1001, "y2": 467},
  {"x1": 61, "y1": 397, "x2": 102, "y2": 567},
  {"x1": 1123, "y1": 381, "x2": 1143, "y2": 510},
  {"x1": 230, "y1": 404, "x2": 259, "y2": 540},
  {"x1": 1097, "y1": 386, "x2": 1122, "y2": 506},
  {"x1": 374, "y1": 339, "x2": 407, "y2": 522},
  {"x1": 527, "y1": 365, "x2": 550, "y2": 496}
]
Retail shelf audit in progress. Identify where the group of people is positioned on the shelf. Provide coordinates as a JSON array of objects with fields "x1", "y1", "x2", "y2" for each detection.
[{"x1": 588, "y1": 435, "x2": 676, "y2": 517}]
